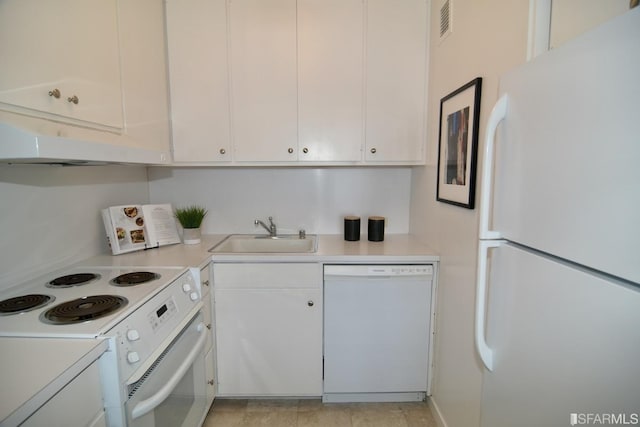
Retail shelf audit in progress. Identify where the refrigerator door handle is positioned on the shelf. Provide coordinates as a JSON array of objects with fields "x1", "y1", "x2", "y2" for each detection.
[
  {"x1": 479, "y1": 95, "x2": 508, "y2": 240},
  {"x1": 475, "y1": 239, "x2": 504, "y2": 372}
]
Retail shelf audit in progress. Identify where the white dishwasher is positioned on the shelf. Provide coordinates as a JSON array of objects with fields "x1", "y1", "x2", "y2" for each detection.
[{"x1": 323, "y1": 264, "x2": 434, "y2": 403}]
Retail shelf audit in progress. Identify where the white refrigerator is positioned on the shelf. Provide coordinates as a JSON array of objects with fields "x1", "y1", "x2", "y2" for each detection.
[{"x1": 475, "y1": 8, "x2": 640, "y2": 427}]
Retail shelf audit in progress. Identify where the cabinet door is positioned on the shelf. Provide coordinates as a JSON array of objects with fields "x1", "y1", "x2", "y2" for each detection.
[
  {"x1": 229, "y1": 0, "x2": 298, "y2": 162},
  {"x1": 203, "y1": 295, "x2": 213, "y2": 353},
  {"x1": 0, "y1": 0, "x2": 123, "y2": 129},
  {"x1": 297, "y1": 0, "x2": 363, "y2": 162},
  {"x1": 199, "y1": 263, "x2": 214, "y2": 351},
  {"x1": 216, "y1": 288, "x2": 322, "y2": 396},
  {"x1": 166, "y1": 0, "x2": 231, "y2": 162},
  {"x1": 117, "y1": 0, "x2": 171, "y2": 153},
  {"x1": 364, "y1": 0, "x2": 427, "y2": 162},
  {"x1": 205, "y1": 347, "x2": 216, "y2": 408}
]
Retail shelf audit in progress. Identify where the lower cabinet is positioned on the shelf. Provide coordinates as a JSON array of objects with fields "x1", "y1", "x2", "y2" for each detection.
[
  {"x1": 200, "y1": 262, "x2": 216, "y2": 408},
  {"x1": 213, "y1": 263, "x2": 322, "y2": 396}
]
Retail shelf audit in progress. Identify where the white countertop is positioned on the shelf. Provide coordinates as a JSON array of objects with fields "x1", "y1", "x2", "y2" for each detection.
[
  {"x1": 79, "y1": 234, "x2": 439, "y2": 269},
  {"x1": 1, "y1": 234, "x2": 437, "y2": 424},
  {"x1": 0, "y1": 337, "x2": 108, "y2": 426}
]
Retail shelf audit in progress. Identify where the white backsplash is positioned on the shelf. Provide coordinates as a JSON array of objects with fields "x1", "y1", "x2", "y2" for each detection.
[
  {"x1": 0, "y1": 164, "x2": 149, "y2": 290},
  {"x1": 0, "y1": 165, "x2": 411, "y2": 290},
  {"x1": 148, "y1": 167, "x2": 412, "y2": 235}
]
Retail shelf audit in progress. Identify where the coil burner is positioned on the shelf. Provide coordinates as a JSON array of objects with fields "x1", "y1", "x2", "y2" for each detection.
[
  {"x1": 0, "y1": 294, "x2": 55, "y2": 316},
  {"x1": 41, "y1": 295, "x2": 128, "y2": 325},
  {"x1": 47, "y1": 273, "x2": 101, "y2": 288},
  {"x1": 111, "y1": 272, "x2": 160, "y2": 287}
]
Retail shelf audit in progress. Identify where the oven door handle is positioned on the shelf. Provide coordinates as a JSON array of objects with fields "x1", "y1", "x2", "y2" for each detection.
[{"x1": 131, "y1": 322, "x2": 207, "y2": 420}]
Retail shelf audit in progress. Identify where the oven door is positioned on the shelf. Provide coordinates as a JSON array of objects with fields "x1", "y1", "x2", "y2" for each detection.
[{"x1": 125, "y1": 311, "x2": 208, "y2": 427}]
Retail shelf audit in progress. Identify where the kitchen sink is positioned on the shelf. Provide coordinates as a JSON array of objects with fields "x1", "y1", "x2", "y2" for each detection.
[{"x1": 209, "y1": 234, "x2": 317, "y2": 253}]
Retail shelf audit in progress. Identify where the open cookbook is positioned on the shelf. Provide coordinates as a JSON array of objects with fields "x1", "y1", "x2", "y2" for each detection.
[{"x1": 102, "y1": 204, "x2": 180, "y2": 255}]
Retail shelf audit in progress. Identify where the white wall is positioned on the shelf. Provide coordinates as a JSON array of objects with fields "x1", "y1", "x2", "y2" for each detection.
[
  {"x1": 0, "y1": 165, "x2": 149, "y2": 290},
  {"x1": 0, "y1": 164, "x2": 410, "y2": 290},
  {"x1": 549, "y1": 0, "x2": 629, "y2": 48},
  {"x1": 409, "y1": 1, "x2": 531, "y2": 426},
  {"x1": 147, "y1": 167, "x2": 412, "y2": 235}
]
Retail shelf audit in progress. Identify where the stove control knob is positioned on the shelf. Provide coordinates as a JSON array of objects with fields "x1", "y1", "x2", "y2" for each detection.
[
  {"x1": 127, "y1": 351, "x2": 140, "y2": 364},
  {"x1": 182, "y1": 283, "x2": 192, "y2": 293},
  {"x1": 190, "y1": 292, "x2": 199, "y2": 301},
  {"x1": 126, "y1": 329, "x2": 140, "y2": 342}
]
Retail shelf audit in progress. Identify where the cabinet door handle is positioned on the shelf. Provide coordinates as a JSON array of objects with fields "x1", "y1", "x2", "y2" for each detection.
[
  {"x1": 288, "y1": 148, "x2": 294, "y2": 154},
  {"x1": 302, "y1": 147, "x2": 309, "y2": 154},
  {"x1": 206, "y1": 323, "x2": 212, "y2": 330},
  {"x1": 202, "y1": 280, "x2": 210, "y2": 287},
  {"x1": 48, "y1": 88, "x2": 61, "y2": 99},
  {"x1": 219, "y1": 148, "x2": 226, "y2": 155},
  {"x1": 67, "y1": 95, "x2": 79, "y2": 104},
  {"x1": 370, "y1": 148, "x2": 377, "y2": 154},
  {"x1": 307, "y1": 300, "x2": 314, "y2": 307}
]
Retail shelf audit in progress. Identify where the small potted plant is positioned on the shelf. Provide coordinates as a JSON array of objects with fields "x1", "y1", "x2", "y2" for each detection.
[{"x1": 175, "y1": 205, "x2": 207, "y2": 244}]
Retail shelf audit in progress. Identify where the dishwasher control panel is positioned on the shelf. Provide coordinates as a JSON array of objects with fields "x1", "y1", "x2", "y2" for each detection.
[
  {"x1": 366, "y1": 265, "x2": 433, "y2": 276},
  {"x1": 324, "y1": 264, "x2": 434, "y2": 277}
]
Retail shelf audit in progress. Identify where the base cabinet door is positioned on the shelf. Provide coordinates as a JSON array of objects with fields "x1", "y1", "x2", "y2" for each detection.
[
  {"x1": 215, "y1": 288, "x2": 322, "y2": 396},
  {"x1": 205, "y1": 347, "x2": 216, "y2": 408},
  {"x1": 213, "y1": 263, "x2": 322, "y2": 396}
]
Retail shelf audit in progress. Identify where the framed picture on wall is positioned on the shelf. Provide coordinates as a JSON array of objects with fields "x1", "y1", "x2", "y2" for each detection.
[{"x1": 436, "y1": 77, "x2": 482, "y2": 209}]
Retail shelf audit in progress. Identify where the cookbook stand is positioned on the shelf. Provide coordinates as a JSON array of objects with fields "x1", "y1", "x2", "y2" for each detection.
[{"x1": 144, "y1": 242, "x2": 160, "y2": 251}]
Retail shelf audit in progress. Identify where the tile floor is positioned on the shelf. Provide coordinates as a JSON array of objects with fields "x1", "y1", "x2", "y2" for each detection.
[{"x1": 202, "y1": 398, "x2": 438, "y2": 427}]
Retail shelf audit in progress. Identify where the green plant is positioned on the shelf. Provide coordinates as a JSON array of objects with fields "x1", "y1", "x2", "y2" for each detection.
[{"x1": 174, "y1": 205, "x2": 208, "y2": 229}]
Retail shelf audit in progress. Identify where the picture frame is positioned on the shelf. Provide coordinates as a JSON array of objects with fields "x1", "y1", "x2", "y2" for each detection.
[{"x1": 436, "y1": 77, "x2": 482, "y2": 209}]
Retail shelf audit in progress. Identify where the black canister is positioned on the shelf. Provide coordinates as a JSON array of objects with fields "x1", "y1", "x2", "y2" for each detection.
[
  {"x1": 367, "y1": 216, "x2": 385, "y2": 242},
  {"x1": 344, "y1": 216, "x2": 361, "y2": 241}
]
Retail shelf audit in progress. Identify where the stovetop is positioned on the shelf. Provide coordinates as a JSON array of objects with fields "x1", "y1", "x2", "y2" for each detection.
[{"x1": 0, "y1": 266, "x2": 187, "y2": 338}]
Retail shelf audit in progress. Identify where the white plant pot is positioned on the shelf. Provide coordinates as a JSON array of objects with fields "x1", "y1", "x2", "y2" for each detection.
[{"x1": 183, "y1": 227, "x2": 201, "y2": 245}]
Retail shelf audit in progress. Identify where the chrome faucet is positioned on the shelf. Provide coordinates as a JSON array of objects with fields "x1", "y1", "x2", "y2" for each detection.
[{"x1": 254, "y1": 216, "x2": 277, "y2": 237}]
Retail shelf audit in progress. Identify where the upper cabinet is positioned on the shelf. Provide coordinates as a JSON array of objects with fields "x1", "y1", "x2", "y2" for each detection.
[
  {"x1": 229, "y1": 0, "x2": 298, "y2": 162},
  {"x1": 116, "y1": 0, "x2": 172, "y2": 154},
  {"x1": 297, "y1": 0, "x2": 363, "y2": 162},
  {"x1": 166, "y1": 0, "x2": 428, "y2": 165},
  {"x1": 166, "y1": 0, "x2": 231, "y2": 162},
  {"x1": 365, "y1": 0, "x2": 427, "y2": 162},
  {"x1": 0, "y1": 0, "x2": 123, "y2": 129},
  {"x1": 0, "y1": 0, "x2": 171, "y2": 163}
]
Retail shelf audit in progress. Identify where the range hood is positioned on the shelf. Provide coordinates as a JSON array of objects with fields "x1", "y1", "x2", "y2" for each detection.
[{"x1": 0, "y1": 122, "x2": 170, "y2": 166}]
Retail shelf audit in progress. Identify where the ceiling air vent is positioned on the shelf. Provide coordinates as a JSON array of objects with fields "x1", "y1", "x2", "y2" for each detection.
[{"x1": 439, "y1": 0, "x2": 452, "y2": 43}]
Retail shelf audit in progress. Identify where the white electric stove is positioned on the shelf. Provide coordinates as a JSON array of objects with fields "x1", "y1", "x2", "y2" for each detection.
[
  {"x1": 0, "y1": 265, "x2": 208, "y2": 427},
  {"x1": 0, "y1": 266, "x2": 195, "y2": 338}
]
